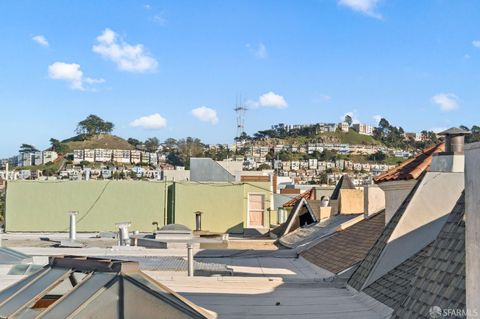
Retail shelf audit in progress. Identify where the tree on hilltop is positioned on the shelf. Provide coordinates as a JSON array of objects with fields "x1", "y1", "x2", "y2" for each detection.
[
  {"x1": 49, "y1": 138, "x2": 69, "y2": 154},
  {"x1": 144, "y1": 137, "x2": 160, "y2": 152},
  {"x1": 19, "y1": 144, "x2": 38, "y2": 153},
  {"x1": 75, "y1": 114, "x2": 114, "y2": 138},
  {"x1": 344, "y1": 114, "x2": 353, "y2": 126}
]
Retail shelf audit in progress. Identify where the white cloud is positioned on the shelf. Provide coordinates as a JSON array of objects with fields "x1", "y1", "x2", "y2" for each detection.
[
  {"x1": 338, "y1": 0, "x2": 383, "y2": 19},
  {"x1": 431, "y1": 93, "x2": 459, "y2": 112},
  {"x1": 48, "y1": 62, "x2": 104, "y2": 91},
  {"x1": 130, "y1": 113, "x2": 167, "y2": 129},
  {"x1": 92, "y1": 28, "x2": 158, "y2": 72},
  {"x1": 48, "y1": 62, "x2": 83, "y2": 90},
  {"x1": 246, "y1": 43, "x2": 268, "y2": 59},
  {"x1": 191, "y1": 106, "x2": 218, "y2": 124},
  {"x1": 32, "y1": 35, "x2": 49, "y2": 47},
  {"x1": 472, "y1": 40, "x2": 480, "y2": 49},
  {"x1": 373, "y1": 115, "x2": 383, "y2": 124},
  {"x1": 259, "y1": 91, "x2": 288, "y2": 108}
]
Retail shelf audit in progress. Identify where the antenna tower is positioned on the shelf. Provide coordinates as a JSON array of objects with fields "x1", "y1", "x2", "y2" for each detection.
[{"x1": 234, "y1": 96, "x2": 248, "y2": 138}]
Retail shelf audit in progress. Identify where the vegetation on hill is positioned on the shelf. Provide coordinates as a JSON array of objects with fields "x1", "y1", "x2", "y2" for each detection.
[
  {"x1": 239, "y1": 117, "x2": 440, "y2": 151},
  {"x1": 75, "y1": 114, "x2": 114, "y2": 138},
  {"x1": 461, "y1": 125, "x2": 480, "y2": 143},
  {"x1": 61, "y1": 134, "x2": 135, "y2": 152}
]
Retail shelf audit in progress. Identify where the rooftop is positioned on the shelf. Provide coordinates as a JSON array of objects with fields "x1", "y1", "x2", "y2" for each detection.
[
  {"x1": 300, "y1": 211, "x2": 385, "y2": 274},
  {"x1": 282, "y1": 188, "x2": 315, "y2": 208},
  {"x1": 374, "y1": 143, "x2": 445, "y2": 183},
  {"x1": 0, "y1": 256, "x2": 212, "y2": 318}
]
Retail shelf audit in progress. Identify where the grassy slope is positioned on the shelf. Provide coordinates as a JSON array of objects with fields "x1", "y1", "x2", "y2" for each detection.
[
  {"x1": 62, "y1": 134, "x2": 134, "y2": 152},
  {"x1": 283, "y1": 130, "x2": 381, "y2": 146}
]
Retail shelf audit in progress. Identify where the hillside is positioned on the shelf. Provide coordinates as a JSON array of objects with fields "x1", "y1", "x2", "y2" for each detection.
[
  {"x1": 282, "y1": 130, "x2": 382, "y2": 146},
  {"x1": 62, "y1": 134, "x2": 134, "y2": 152}
]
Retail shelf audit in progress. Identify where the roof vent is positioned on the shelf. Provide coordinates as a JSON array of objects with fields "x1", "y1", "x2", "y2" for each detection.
[{"x1": 438, "y1": 127, "x2": 470, "y2": 154}]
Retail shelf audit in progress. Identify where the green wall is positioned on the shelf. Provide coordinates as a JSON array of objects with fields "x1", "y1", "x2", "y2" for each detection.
[
  {"x1": 5, "y1": 180, "x2": 272, "y2": 233},
  {"x1": 173, "y1": 181, "x2": 271, "y2": 234},
  {"x1": 6, "y1": 180, "x2": 168, "y2": 232}
]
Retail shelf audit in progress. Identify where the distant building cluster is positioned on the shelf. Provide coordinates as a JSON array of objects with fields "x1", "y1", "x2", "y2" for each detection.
[
  {"x1": 271, "y1": 122, "x2": 375, "y2": 136},
  {"x1": 73, "y1": 149, "x2": 163, "y2": 165},
  {"x1": 9, "y1": 151, "x2": 58, "y2": 167},
  {"x1": 242, "y1": 143, "x2": 411, "y2": 170}
]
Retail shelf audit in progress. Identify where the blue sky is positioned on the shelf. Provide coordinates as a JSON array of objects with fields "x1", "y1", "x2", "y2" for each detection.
[{"x1": 1, "y1": 0, "x2": 480, "y2": 157}]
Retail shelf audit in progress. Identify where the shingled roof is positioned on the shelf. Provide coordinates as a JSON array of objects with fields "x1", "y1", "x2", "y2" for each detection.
[
  {"x1": 392, "y1": 193, "x2": 466, "y2": 318},
  {"x1": 300, "y1": 211, "x2": 385, "y2": 274},
  {"x1": 348, "y1": 173, "x2": 425, "y2": 290},
  {"x1": 363, "y1": 243, "x2": 433, "y2": 310},
  {"x1": 374, "y1": 143, "x2": 444, "y2": 184}
]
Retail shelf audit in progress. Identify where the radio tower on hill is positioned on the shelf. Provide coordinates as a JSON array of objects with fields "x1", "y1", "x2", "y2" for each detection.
[{"x1": 234, "y1": 97, "x2": 248, "y2": 138}]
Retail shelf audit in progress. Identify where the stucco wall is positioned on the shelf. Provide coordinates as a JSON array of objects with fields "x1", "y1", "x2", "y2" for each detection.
[
  {"x1": 363, "y1": 185, "x2": 385, "y2": 216},
  {"x1": 339, "y1": 189, "x2": 364, "y2": 214},
  {"x1": 465, "y1": 142, "x2": 480, "y2": 312},
  {"x1": 172, "y1": 181, "x2": 271, "y2": 234},
  {"x1": 190, "y1": 158, "x2": 235, "y2": 182},
  {"x1": 364, "y1": 171, "x2": 464, "y2": 287},
  {"x1": 378, "y1": 180, "x2": 417, "y2": 224},
  {"x1": 6, "y1": 180, "x2": 168, "y2": 232}
]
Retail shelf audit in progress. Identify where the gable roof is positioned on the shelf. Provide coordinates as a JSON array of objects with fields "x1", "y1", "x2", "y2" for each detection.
[
  {"x1": 300, "y1": 211, "x2": 385, "y2": 274},
  {"x1": 374, "y1": 143, "x2": 445, "y2": 184},
  {"x1": 282, "y1": 188, "x2": 315, "y2": 208},
  {"x1": 0, "y1": 247, "x2": 32, "y2": 265},
  {"x1": 272, "y1": 198, "x2": 318, "y2": 238},
  {"x1": 392, "y1": 193, "x2": 466, "y2": 318},
  {"x1": 330, "y1": 175, "x2": 355, "y2": 200},
  {"x1": 0, "y1": 256, "x2": 211, "y2": 319},
  {"x1": 278, "y1": 213, "x2": 361, "y2": 249},
  {"x1": 348, "y1": 174, "x2": 425, "y2": 291}
]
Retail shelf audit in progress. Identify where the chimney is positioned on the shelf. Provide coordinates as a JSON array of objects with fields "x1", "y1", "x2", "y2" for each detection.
[
  {"x1": 438, "y1": 127, "x2": 470, "y2": 154},
  {"x1": 430, "y1": 127, "x2": 470, "y2": 173}
]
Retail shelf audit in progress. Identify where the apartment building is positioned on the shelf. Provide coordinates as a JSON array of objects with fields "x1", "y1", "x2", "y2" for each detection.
[
  {"x1": 42, "y1": 151, "x2": 58, "y2": 164},
  {"x1": 130, "y1": 150, "x2": 141, "y2": 164},
  {"x1": 339, "y1": 122, "x2": 349, "y2": 132},
  {"x1": 112, "y1": 149, "x2": 130, "y2": 163},
  {"x1": 352, "y1": 123, "x2": 374, "y2": 136},
  {"x1": 95, "y1": 149, "x2": 113, "y2": 162}
]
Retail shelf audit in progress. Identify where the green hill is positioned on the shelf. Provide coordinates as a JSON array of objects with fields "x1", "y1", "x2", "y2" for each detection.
[
  {"x1": 283, "y1": 130, "x2": 382, "y2": 145},
  {"x1": 62, "y1": 134, "x2": 134, "y2": 152}
]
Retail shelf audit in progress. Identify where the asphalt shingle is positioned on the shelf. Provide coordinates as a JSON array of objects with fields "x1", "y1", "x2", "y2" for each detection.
[{"x1": 300, "y1": 211, "x2": 385, "y2": 274}]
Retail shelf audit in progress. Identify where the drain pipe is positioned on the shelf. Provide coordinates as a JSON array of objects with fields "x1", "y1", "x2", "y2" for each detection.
[
  {"x1": 187, "y1": 243, "x2": 194, "y2": 277},
  {"x1": 67, "y1": 211, "x2": 78, "y2": 241}
]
